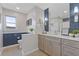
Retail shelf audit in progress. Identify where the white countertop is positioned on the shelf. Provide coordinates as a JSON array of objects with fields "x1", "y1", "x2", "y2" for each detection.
[{"x1": 39, "y1": 34, "x2": 79, "y2": 41}]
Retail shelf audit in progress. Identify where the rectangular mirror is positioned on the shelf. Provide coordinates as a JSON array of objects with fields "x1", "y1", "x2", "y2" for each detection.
[{"x1": 26, "y1": 18, "x2": 32, "y2": 26}]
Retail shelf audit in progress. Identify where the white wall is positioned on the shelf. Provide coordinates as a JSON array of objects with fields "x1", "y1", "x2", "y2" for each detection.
[
  {"x1": 26, "y1": 7, "x2": 36, "y2": 33},
  {"x1": 0, "y1": 6, "x2": 3, "y2": 48},
  {"x1": 35, "y1": 7, "x2": 44, "y2": 34},
  {"x1": 2, "y1": 8, "x2": 27, "y2": 33},
  {"x1": 26, "y1": 7, "x2": 44, "y2": 34},
  {"x1": 49, "y1": 3, "x2": 69, "y2": 18},
  {"x1": 48, "y1": 3, "x2": 69, "y2": 35}
]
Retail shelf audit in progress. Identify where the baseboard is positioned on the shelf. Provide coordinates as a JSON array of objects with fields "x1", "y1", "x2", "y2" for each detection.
[{"x1": 22, "y1": 48, "x2": 39, "y2": 56}]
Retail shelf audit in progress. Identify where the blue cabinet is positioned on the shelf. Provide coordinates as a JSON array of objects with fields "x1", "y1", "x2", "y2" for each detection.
[{"x1": 3, "y1": 33, "x2": 21, "y2": 47}]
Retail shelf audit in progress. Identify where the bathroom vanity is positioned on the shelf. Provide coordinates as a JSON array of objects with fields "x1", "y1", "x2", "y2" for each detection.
[
  {"x1": 3, "y1": 32, "x2": 29, "y2": 47},
  {"x1": 38, "y1": 34, "x2": 79, "y2": 56}
]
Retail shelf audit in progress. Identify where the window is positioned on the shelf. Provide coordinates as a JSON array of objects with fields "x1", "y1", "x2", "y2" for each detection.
[
  {"x1": 74, "y1": 6, "x2": 79, "y2": 22},
  {"x1": 74, "y1": 15, "x2": 78, "y2": 22},
  {"x1": 74, "y1": 6, "x2": 78, "y2": 13},
  {"x1": 6, "y1": 16, "x2": 16, "y2": 28}
]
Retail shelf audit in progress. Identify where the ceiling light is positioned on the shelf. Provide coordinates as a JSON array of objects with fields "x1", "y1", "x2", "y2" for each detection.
[
  {"x1": 16, "y1": 7, "x2": 20, "y2": 10},
  {"x1": 45, "y1": 17, "x2": 48, "y2": 21},
  {"x1": 64, "y1": 11, "x2": 67, "y2": 13}
]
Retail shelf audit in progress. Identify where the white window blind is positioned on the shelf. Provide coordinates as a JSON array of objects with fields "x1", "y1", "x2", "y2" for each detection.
[{"x1": 6, "y1": 16, "x2": 16, "y2": 28}]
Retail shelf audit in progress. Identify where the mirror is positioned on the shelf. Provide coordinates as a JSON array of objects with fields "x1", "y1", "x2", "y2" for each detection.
[{"x1": 26, "y1": 18, "x2": 32, "y2": 26}]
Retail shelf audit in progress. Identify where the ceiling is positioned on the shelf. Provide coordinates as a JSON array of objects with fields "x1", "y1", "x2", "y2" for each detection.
[{"x1": 0, "y1": 3, "x2": 69, "y2": 14}]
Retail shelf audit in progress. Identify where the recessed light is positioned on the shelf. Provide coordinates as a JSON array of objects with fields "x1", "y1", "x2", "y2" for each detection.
[{"x1": 16, "y1": 7, "x2": 20, "y2": 10}]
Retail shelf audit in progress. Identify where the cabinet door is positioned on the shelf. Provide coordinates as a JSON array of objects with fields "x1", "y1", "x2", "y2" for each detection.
[
  {"x1": 43, "y1": 37, "x2": 47, "y2": 53},
  {"x1": 46, "y1": 39, "x2": 53, "y2": 55},
  {"x1": 43, "y1": 38, "x2": 53, "y2": 55},
  {"x1": 3, "y1": 34, "x2": 18, "y2": 47},
  {"x1": 38, "y1": 35, "x2": 44, "y2": 51},
  {"x1": 62, "y1": 44, "x2": 79, "y2": 56},
  {"x1": 0, "y1": 34, "x2": 2, "y2": 47},
  {"x1": 48, "y1": 37, "x2": 61, "y2": 56},
  {"x1": 52, "y1": 42, "x2": 61, "y2": 56},
  {"x1": 38, "y1": 35, "x2": 42, "y2": 50},
  {"x1": 44, "y1": 37, "x2": 61, "y2": 56}
]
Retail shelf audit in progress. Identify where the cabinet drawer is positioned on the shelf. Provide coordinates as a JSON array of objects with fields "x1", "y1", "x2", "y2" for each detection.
[
  {"x1": 46, "y1": 36, "x2": 61, "y2": 43},
  {"x1": 38, "y1": 35, "x2": 45, "y2": 39},
  {"x1": 62, "y1": 50, "x2": 74, "y2": 56},
  {"x1": 62, "y1": 39, "x2": 79, "y2": 49},
  {"x1": 62, "y1": 44, "x2": 79, "y2": 56}
]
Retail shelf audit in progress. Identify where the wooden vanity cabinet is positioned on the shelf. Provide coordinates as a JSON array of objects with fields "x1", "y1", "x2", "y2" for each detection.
[
  {"x1": 38, "y1": 34, "x2": 79, "y2": 56},
  {"x1": 62, "y1": 39, "x2": 79, "y2": 56},
  {"x1": 38, "y1": 35, "x2": 61, "y2": 56}
]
